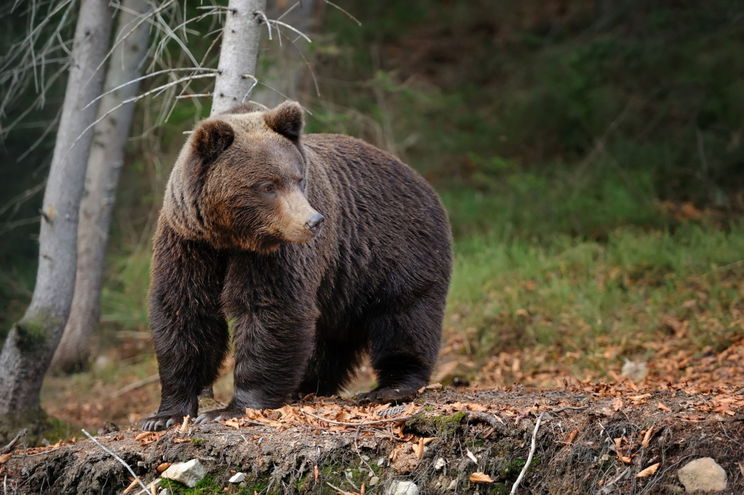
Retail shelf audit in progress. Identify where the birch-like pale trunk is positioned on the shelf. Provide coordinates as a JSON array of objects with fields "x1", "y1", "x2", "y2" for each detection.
[
  {"x1": 0, "y1": 0, "x2": 112, "y2": 416},
  {"x1": 210, "y1": 0, "x2": 267, "y2": 116},
  {"x1": 52, "y1": 0, "x2": 152, "y2": 373}
]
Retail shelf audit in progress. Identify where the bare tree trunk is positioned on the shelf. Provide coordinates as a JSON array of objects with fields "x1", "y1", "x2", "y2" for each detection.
[
  {"x1": 189, "y1": 0, "x2": 265, "y2": 400},
  {"x1": 210, "y1": 0, "x2": 267, "y2": 116},
  {"x1": 0, "y1": 0, "x2": 112, "y2": 417},
  {"x1": 52, "y1": 0, "x2": 152, "y2": 373}
]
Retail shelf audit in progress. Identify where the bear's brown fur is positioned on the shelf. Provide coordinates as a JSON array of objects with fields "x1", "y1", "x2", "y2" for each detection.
[{"x1": 142, "y1": 102, "x2": 452, "y2": 431}]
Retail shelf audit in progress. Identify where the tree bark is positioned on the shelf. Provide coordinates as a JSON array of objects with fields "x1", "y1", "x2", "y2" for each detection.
[
  {"x1": 52, "y1": 0, "x2": 152, "y2": 373},
  {"x1": 0, "y1": 0, "x2": 112, "y2": 415},
  {"x1": 210, "y1": 0, "x2": 267, "y2": 116}
]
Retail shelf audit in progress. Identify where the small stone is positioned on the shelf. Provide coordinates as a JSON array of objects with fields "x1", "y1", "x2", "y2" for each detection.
[
  {"x1": 377, "y1": 457, "x2": 386, "y2": 467},
  {"x1": 158, "y1": 490, "x2": 171, "y2": 495},
  {"x1": 434, "y1": 457, "x2": 446, "y2": 471},
  {"x1": 369, "y1": 476, "x2": 380, "y2": 486},
  {"x1": 161, "y1": 459, "x2": 207, "y2": 488},
  {"x1": 228, "y1": 472, "x2": 246, "y2": 483},
  {"x1": 447, "y1": 479, "x2": 458, "y2": 491},
  {"x1": 621, "y1": 359, "x2": 648, "y2": 382},
  {"x1": 678, "y1": 457, "x2": 727, "y2": 493},
  {"x1": 386, "y1": 480, "x2": 419, "y2": 495}
]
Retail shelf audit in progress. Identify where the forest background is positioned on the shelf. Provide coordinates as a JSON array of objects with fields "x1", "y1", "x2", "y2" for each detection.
[{"x1": 0, "y1": 0, "x2": 742, "y2": 430}]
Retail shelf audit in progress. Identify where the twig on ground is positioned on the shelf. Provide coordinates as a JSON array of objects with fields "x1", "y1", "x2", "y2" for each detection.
[
  {"x1": 301, "y1": 408, "x2": 422, "y2": 427},
  {"x1": 551, "y1": 405, "x2": 589, "y2": 414},
  {"x1": 109, "y1": 375, "x2": 159, "y2": 398},
  {"x1": 1, "y1": 428, "x2": 26, "y2": 454},
  {"x1": 510, "y1": 411, "x2": 546, "y2": 495},
  {"x1": 598, "y1": 467, "x2": 630, "y2": 495},
  {"x1": 81, "y1": 429, "x2": 149, "y2": 494}
]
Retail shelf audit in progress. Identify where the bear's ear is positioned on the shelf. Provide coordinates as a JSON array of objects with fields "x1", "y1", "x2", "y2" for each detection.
[
  {"x1": 191, "y1": 119, "x2": 235, "y2": 163},
  {"x1": 264, "y1": 101, "x2": 304, "y2": 141}
]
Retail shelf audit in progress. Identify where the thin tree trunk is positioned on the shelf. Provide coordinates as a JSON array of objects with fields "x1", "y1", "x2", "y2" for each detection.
[
  {"x1": 52, "y1": 0, "x2": 152, "y2": 373},
  {"x1": 0, "y1": 0, "x2": 112, "y2": 416},
  {"x1": 210, "y1": 0, "x2": 267, "y2": 116},
  {"x1": 192, "y1": 0, "x2": 265, "y2": 400}
]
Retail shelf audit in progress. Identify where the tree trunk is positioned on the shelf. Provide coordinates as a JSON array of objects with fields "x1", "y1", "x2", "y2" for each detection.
[
  {"x1": 52, "y1": 0, "x2": 152, "y2": 373},
  {"x1": 210, "y1": 0, "x2": 267, "y2": 116},
  {"x1": 0, "y1": 0, "x2": 112, "y2": 417}
]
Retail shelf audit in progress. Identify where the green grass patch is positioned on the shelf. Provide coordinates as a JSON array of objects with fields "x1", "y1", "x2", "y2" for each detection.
[{"x1": 447, "y1": 222, "x2": 744, "y2": 376}]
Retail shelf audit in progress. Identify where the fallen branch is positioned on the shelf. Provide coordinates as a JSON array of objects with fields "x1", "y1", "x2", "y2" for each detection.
[
  {"x1": 301, "y1": 408, "x2": 422, "y2": 427},
  {"x1": 1, "y1": 429, "x2": 26, "y2": 455},
  {"x1": 81, "y1": 429, "x2": 148, "y2": 494},
  {"x1": 510, "y1": 411, "x2": 545, "y2": 495}
]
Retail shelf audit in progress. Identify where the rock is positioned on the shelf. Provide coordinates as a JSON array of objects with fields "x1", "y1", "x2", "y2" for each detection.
[
  {"x1": 158, "y1": 490, "x2": 171, "y2": 495},
  {"x1": 369, "y1": 476, "x2": 380, "y2": 486},
  {"x1": 621, "y1": 359, "x2": 648, "y2": 382},
  {"x1": 161, "y1": 459, "x2": 207, "y2": 488},
  {"x1": 228, "y1": 472, "x2": 246, "y2": 483},
  {"x1": 434, "y1": 457, "x2": 446, "y2": 471},
  {"x1": 386, "y1": 480, "x2": 420, "y2": 495},
  {"x1": 677, "y1": 457, "x2": 727, "y2": 493}
]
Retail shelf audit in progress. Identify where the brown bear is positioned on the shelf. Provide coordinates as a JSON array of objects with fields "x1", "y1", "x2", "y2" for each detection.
[{"x1": 141, "y1": 101, "x2": 452, "y2": 431}]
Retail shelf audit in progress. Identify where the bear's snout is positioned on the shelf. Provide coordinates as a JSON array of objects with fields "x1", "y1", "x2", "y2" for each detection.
[{"x1": 305, "y1": 213, "x2": 325, "y2": 234}]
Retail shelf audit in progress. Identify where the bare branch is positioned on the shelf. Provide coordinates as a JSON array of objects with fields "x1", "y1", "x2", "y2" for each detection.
[
  {"x1": 74, "y1": 72, "x2": 218, "y2": 147},
  {"x1": 83, "y1": 67, "x2": 219, "y2": 110},
  {"x1": 81, "y1": 429, "x2": 149, "y2": 495},
  {"x1": 323, "y1": 0, "x2": 362, "y2": 26},
  {"x1": 268, "y1": 19, "x2": 311, "y2": 43},
  {"x1": 510, "y1": 411, "x2": 545, "y2": 495}
]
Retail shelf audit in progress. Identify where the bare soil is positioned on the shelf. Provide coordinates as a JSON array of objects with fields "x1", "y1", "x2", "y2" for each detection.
[{"x1": 1, "y1": 386, "x2": 742, "y2": 494}]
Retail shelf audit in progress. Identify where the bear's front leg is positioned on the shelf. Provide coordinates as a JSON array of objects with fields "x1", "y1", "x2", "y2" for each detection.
[
  {"x1": 141, "y1": 221, "x2": 229, "y2": 431},
  {"x1": 195, "y1": 308, "x2": 316, "y2": 423}
]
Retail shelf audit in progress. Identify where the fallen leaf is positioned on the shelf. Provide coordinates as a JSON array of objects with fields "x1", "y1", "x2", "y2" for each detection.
[
  {"x1": 657, "y1": 402, "x2": 671, "y2": 412},
  {"x1": 466, "y1": 449, "x2": 478, "y2": 464},
  {"x1": 469, "y1": 472, "x2": 494, "y2": 483},
  {"x1": 179, "y1": 415, "x2": 190, "y2": 434},
  {"x1": 314, "y1": 464, "x2": 319, "y2": 483},
  {"x1": 612, "y1": 397, "x2": 623, "y2": 411},
  {"x1": 619, "y1": 455, "x2": 633, "y2": 464},
  {"x1": 564, "y1": 429, "x2": 578, "y2": 445},
  {"x1": 122, "y1": 478, "x2": 139, "y2": 494},
  {"x1": 156, "y1": 462, "x2": 171, "y2": 473},
  {"x1": 0, "y1": 453, "x2": 12, "y2": 464},
  {"x1": 636, "y1": 463, "x2": 660, "y2": 478},
  {"x1": 641, "y1": 427, "x2": 654, "y2": 448}
]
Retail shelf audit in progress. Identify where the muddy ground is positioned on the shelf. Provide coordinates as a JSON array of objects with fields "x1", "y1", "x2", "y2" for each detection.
[{"x1": 1, "y1": 386, "x2": 742, "y2": 494}]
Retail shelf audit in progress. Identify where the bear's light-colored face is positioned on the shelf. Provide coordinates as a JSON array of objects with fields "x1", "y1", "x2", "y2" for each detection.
[{"x1": 164, "y1": 102, "x2": 324, "y2": 253}]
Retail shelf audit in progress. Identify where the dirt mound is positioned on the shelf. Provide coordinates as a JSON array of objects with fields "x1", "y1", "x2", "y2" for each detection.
[{"x1": 1, "y1": 387, "x2": 742, "y2": 494}]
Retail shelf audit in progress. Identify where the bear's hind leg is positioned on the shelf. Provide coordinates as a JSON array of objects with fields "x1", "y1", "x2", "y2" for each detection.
[
  {"x1": 360, "y1": 294, "x2": 444, "y2": 403},
  {"x1": 298, "y1": 339, "x2": 365, "y2": 397}
]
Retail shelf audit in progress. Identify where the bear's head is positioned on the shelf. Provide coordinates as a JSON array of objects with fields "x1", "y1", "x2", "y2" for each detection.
[{"x1": 163, "y1": 101, "x2": 324, "y2": 253}]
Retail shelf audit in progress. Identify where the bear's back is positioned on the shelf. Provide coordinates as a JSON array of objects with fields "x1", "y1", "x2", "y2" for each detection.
[{"x1": 302, "y1": 133, "x2": 452, "y2": 326}]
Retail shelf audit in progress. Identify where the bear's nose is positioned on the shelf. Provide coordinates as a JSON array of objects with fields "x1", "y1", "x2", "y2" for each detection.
[{"x1": 305, "y1": 213, "x2": 325, "y2": 233}]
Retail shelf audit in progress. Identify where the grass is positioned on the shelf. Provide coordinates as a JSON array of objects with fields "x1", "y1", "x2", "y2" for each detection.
[{"x1": 447, "y1": 221, "x2": 744, "y2": 379}]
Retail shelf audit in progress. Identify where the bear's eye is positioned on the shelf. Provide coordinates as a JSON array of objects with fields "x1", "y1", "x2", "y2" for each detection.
[{"x1": 260, "y1": 183, "x2": 276, "y2": 194}]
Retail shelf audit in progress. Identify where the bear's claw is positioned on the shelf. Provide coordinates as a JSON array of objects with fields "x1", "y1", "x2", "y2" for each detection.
[
  {"x1": 194, "y1": 407, "x2": 244, "y2": 424},
  {"x1": 141, "y1": 412, "x2": 185, "y2": 431}
]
